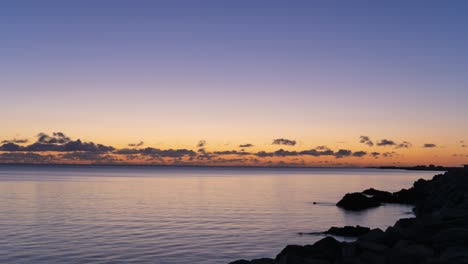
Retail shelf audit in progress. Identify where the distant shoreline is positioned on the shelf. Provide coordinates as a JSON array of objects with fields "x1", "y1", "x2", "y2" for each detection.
[{"x1": 0, "y1": 163, "x2": 456, "y2": 171}]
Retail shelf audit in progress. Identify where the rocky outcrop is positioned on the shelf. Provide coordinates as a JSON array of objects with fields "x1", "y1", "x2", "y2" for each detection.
[
  {"x1": 336, "y1": 192, "x2": 381, "y2": 210},
  {"x1": 229, "y1": 168, "x2": 468, "y2": 264}
]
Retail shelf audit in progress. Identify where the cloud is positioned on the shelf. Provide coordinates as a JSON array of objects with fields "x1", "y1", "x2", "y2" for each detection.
[
  {"x1": 299, "y1": 147, "x2": 334, "y2": 156},
  {"x1": 273, "y1": 149, "x2": 298, "y2": 157},
  {"x1": 423, "y1": 143, "x2": 437, "y2": 148},
  {"x1": 213, "y1": 150, "x2": 251, "y2": 156},
  {"x1": 115, "y1": 147, "x2": 197, "y2": 158},
  {"x1": 382, "y1": 151, "x2": 397, "y2": 157},
  {"x1": 37, "y1": 132, "x2": 71, "y2": 144},
  {"x1": 128, "y1": 141, "x2": 144, "y2": 147},
  {"x1": 1, "y1": 138, "x2": 28, "y2": 144},
  {"x1": 0, "y1": 152, "x2": 55, "y2": 163},
  {"x1": 255, "y1": 151, "x2": 275, "y2": 157},
  {"x1": 335, "y1": 149, "x2": 352, "y2": 158},
  {"x1": 396, "y1": 141, "x2": 412, "y2": 149},
  {"x1": 376, "y1": 139, "x2": 396, "y2": 146},
  {"x1": 239, "y1": 144, "x2": 254, "y2": 148},
  {"x1": 352, "y1": 151, "x2": 367, "y2": 157},
  {"x1": 272, "y1": 138, "x2": 296, "y2": 146},
  {"x1": 370, "y1": 152, "x2": 380, "y2": 158},
  {"x1": 60, "y1": 152, "x2": 118, "y2": 163},
  {"x1": 0, "y1": 143, "x2": 22, "y2": 151},
  {"x1": 0, "y1": 138, "x2": 115, "y2": 153},
  {"x1": 197, "y1": 140, "x2": 207, "y2": 148},
  {"x1": 359, "y1": 136, "x2": 374, "y2": 147}
]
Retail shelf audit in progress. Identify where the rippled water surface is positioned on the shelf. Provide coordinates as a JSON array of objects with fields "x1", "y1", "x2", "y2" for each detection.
[{"x1": 0, "y1": 165, "x2": 438, "y2": 263}]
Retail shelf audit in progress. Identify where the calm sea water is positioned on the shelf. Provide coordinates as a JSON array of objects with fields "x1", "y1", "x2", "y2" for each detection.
[{"x1": 0, "y1": 165, "x2": 439, "y2": 264}]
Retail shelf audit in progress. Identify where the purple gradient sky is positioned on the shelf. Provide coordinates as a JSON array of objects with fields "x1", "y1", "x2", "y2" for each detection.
[{"x1": 1, "y1": 1, "x2": 468, "y2": 165}]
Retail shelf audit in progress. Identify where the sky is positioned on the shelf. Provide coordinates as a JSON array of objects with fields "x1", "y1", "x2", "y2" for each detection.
[{"x1": 1, "y1": 1, "x2": 468, "y2": 166}]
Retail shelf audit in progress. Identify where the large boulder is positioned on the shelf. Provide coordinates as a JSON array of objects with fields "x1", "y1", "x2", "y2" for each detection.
[{"x1": 336, "y1": 192, "x2": 381, "y2": 210}]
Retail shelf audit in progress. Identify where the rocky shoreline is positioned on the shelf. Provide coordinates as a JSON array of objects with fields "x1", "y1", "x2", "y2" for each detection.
[{"x1": 229, "y1": 168, "x2": 468, "y2": 264}]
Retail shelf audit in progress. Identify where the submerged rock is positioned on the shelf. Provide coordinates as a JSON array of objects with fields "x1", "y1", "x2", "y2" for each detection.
[{"x1": 336, "y1": 192, "x2": 381, "y2": 210}]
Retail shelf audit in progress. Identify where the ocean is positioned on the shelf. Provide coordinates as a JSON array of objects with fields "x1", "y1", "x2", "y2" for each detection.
[{"x1": 0, "y1": 165, "x2": 439, "y2": 263}]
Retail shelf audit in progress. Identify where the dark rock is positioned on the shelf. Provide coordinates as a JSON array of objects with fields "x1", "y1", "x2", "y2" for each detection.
[
  {"x1": 324, "y1": 225, "x2": 370, "y2": 237},
  {"x1": 358, "y1": 228, "x2": 386, "y2": 244},
  {"x1": 336, "y1": 192, "x2": 381, "y2": 210},
  {"x1": 276, "y1": 237, "x2": 342, "y2": 262},
  {"x1": 250, "y1": 258, "x2": 277, "y2": 264},
  {"x1": 432, "y1": 228, "x2": 468, "y2": 250},
  {"x1": 229, "y1": 260, "x2": 251, "y2": 264},
  {"x1": 386, "y1": 240, "x2": 434, "y2": 264}
]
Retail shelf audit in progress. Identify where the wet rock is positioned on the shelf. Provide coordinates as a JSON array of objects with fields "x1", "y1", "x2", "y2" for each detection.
[
  {"x1": 324, "y1": 225, "x2": 370, "y2": 237},
  {"x1": 336, "y1": 192, "x2": 381, "y2": 211}
]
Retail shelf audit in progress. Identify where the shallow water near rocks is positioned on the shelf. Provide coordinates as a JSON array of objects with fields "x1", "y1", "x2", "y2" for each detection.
[{"x1": 0, "y1": 165, "x2": 438, "y2": 264}]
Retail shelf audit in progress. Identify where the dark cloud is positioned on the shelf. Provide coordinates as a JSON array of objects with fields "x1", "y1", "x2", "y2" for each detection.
[
  {"x1": 255, "y1": 151, "x2": 275, "y2": 158},
  {"x1": 60, "y1": 152, "x2": 118, "y2": 163},
  {"x1": 37, "y1": 132, "x2": 71, "y2": 144},
  {"x1": 128, "y1": 141, "x2": 144, "y2": 147},
  {"x1": 0, "y1": 152, "x2": 55, "y2": 163},
  {"x1": 352, "y1": 151, "x2": 367, "y2": 157},
  {"x1": 0, "y1": 139, "x2": 114, "y2": 152},
  {"x1": 396, "y1": 141, "x2": 412, "y2": 149},
  {"x1": 239, "y1": 144, "x2": 254, "y2": 148},
  {"x1": 423, "y1": 143, "x2": 437, "y2": 148},
  {"x1": 1, "y1": 138, "x2": 28, "y2": 144},
  {"x1": 299, "y1": 148, "x2": 334, "y2": 156},
  {"x1": 197, "y1": 140, "x2": 207, "y2": 148},
  {"x1": 272, "y1": 138, "x2": 296, "y2": 146},
  {"x1": 273, "y1": 149, "x2": 298, "y2": 157},
  {"x1": 0, "y1": 143, "x2": 22, "y2": 151},
  {"x1": 115, "y1": 147, "x2": 197, "y2": 158},
  {"x1": 335, "y1": 149, "x2": 352, "y2": 158},
  {"x1": 359, "y1": 136, "x2": 374, "y2": 147},
  {"x1": 213, "y1": 150, "x2": 251, "y2": 156},
  {"x1": 377, "y1": 139, "x2": 396, "y2": 146},
  {"x1": 370, "y1": 152, "x2": 380, "y2": 158}
]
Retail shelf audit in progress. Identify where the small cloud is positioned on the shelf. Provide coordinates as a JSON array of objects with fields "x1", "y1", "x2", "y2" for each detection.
[
  {"x1": 396, "y1": 141, "x2": 412, "y2": 149},
  {"x1": 382, "y1": 151, "x2": 397, "y2": 158},
  {"x1": 359, "y1": 136, "x2": 374, "y2": 147},
  {"x1": 128, "y1": 141, "x2": 144, "y2": 147},
  {"x1": 370, "y1": 152, "x2": 380, "y2": 158},
  {"x1": 197, "y1": 140, "x2": 207, "y2": 148},
  {"x1": 377, "y1": 139, "x2": 396, "y2": 146},
  {"x1": 423, "y1": 143, "x2": 437, "y2": 148},
  {"x1": 334, "y1": 149, "x2": 352, "y2": 159},
  {"x1": 315, "y1": 146, "x2": 329, "y2": 150},
  {"x1": 352, "y1": 151, "x2": 367, "y2": 157},
  {"x1": 239, "y1": 144, "x2": 254, "y2": 148},
  {"x1": 272, "y1": 138, "x2": 296, "y2": 146}
]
